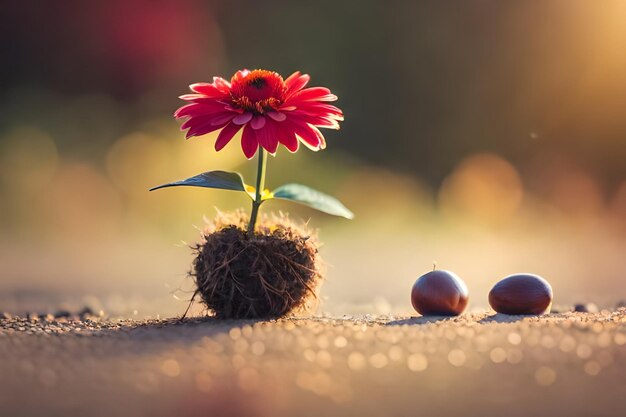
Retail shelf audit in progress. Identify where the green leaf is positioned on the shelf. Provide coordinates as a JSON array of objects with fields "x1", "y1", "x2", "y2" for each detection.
[
  {"x1": 270, "y1": 183, "x2": 354, "y2": 219},
  {"x1": 149, "y1": 170, "x2": 251, "y2": 198}
]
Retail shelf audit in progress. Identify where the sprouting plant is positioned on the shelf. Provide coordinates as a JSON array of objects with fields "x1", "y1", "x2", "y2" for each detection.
[{"x1": 150, "y1": 69, "x2": 353, "y2": 235}]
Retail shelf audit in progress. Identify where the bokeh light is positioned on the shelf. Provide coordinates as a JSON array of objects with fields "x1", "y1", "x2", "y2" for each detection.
[{"x1": 1, "y1": 1, "x2": 625, "y2": 317}]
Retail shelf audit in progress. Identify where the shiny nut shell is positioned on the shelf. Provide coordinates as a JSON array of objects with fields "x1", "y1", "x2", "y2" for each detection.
[
  {"x1": 489, "y1": 273, "x2": 553, "y2": 315},
  {"x1": 411, "y1": 270, "x2": 469, "y2": 316}
]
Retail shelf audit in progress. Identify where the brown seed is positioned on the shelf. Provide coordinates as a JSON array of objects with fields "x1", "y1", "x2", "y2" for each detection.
[
  {"x1": 488, "y1": 274, "x2": 553, "y2": 315},
  {"x1": 411, "y1": 270, "x2": 469, "y2": 316}
]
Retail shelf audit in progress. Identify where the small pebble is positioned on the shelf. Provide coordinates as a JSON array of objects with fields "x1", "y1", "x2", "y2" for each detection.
[
  {"x1": 574, "y1": 303, "x2": 598, "y2": 313},
  {"x1": 54, "y1": 310, "x2": 71, "y2": 319}
]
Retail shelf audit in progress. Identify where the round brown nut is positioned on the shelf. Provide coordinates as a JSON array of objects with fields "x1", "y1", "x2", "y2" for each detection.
[
  {"x1": 411, "y1": 270, "x2": 469, "y2": 316},
  {"x1": 488, "y1": 273, "x2": 553, "y2": 315}
]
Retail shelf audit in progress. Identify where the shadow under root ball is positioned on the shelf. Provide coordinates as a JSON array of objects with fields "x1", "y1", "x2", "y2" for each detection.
[
  {"x1": 191, "y1": 213, "x2": 322, "y2": 319},
  {"x1": 411, "y1": 270, "x2": 469, "y2": 316}
]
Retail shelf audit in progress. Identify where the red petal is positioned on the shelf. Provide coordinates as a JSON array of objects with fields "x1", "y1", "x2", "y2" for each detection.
[
  {"x1": 213, "y1": 77, "x2": 231, "y2": 93},
  {"x1": 285, "y1": 72, "x2": 310, "y2": 96},
  {"x1": 288, "y1": 113, "x2": 341, "y2": 130},
  {"x1": 185, "y1": 120, "x2": 228, "y2": 139},
  {"x1": 309, "y1": 124, "x2": 327, "y2": 149},
  {"x1": 267, "y1": 111, "x2": 287, "y2": 122},
  {"x1": 179, "y1": 94, "x2": 230, "y2": 106},
  {"x1": 295, "y1": 103, "x2": 344, "y2": 118},
  {"x1": 180, "y1": 115, "x2": 212, "y2": 130},
  {"x1": 179, "y1": 93, "x2": 206, "y2": 101},
  {"x1": 232, "y1": 112, "x2": 253, "y2": 125},
  {"x1": 210, "y1": 112, "x2": 235, "y2": 126},
  {"x1": 296, "y1": 112, "x2": 343, "y2": 124},
  {"x1": 225, "y1": 105, "x2": 245, "y2": 114},
  {"x1": 255, "y1": 121, "x2": 279, "y2": 154},
  {"x1": 174, "y1": 102, "x2": 228, "y2": 118},
  {"x1": 180, "y1": 113, "x2": 234, "y2": 130},
  {"x1": 241, "y1": 125, "x2": 259, "y2": 159},
  {"x1": 215, "y1": 122, "x2": 242, "y2": 151},
  {"x1": 231, "y1": 69, "x2": 250, "y2": 84},
  {"x1": 284, "y1": 71, "x2": 301, "y2": 85},
  {"x1": 188, "y1": 84, "x2": 229, "y2": 98},
  {"x1": 288, "y1": 121, "x2": 322, "y2": 149},
  {"x1": 286, "y1": 87, "x2": 337, "y2": 104},
  {"x1": 250, "y1": 115, "x2": 266, "y2": 130},
  {"x1": 278, "y1": 129, "x2": 299, "y2": 153}
]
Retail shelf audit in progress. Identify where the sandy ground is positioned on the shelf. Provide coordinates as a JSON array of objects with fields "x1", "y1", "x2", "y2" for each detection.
[{"x1": 1, "y1": 310, "x2": 625, "y2": 417}]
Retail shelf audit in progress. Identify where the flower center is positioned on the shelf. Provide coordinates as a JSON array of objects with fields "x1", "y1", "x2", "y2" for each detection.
[
  {"x1": 249, "y1": 77, "x2": 267, "y2": 89},
  {"x1": 230, "y1": 69, "x2": 285, "y2": 114}
]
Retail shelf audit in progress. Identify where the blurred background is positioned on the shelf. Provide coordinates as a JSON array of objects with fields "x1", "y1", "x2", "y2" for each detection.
[{"x1": 1, "y1": 0, "x2": 625, "y2": 317}]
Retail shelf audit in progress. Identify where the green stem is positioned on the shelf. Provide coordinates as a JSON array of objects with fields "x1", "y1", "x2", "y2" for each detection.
[{"x1": 247, "y1": 148, "x2": 267, "y2": 237}]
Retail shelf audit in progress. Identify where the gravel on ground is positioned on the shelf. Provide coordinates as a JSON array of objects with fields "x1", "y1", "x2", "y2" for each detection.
[{"x1": 1, "y1": 310, "x2": 625, "y2": 417}]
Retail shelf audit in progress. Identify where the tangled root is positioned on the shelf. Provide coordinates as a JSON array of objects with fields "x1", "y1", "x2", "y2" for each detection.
[{"x1": 189, "y1": 210, "x2": 322, "y2": 319}]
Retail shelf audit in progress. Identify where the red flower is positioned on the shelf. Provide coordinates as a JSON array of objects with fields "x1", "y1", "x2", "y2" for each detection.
[{"x1": 174, "y1": 69, "x2": 344, "y2": 158}]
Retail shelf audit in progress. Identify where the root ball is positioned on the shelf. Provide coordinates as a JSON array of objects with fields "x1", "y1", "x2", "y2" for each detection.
[{"x1": 191, "y1": 211, "x2": 322, "y2": 319}]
